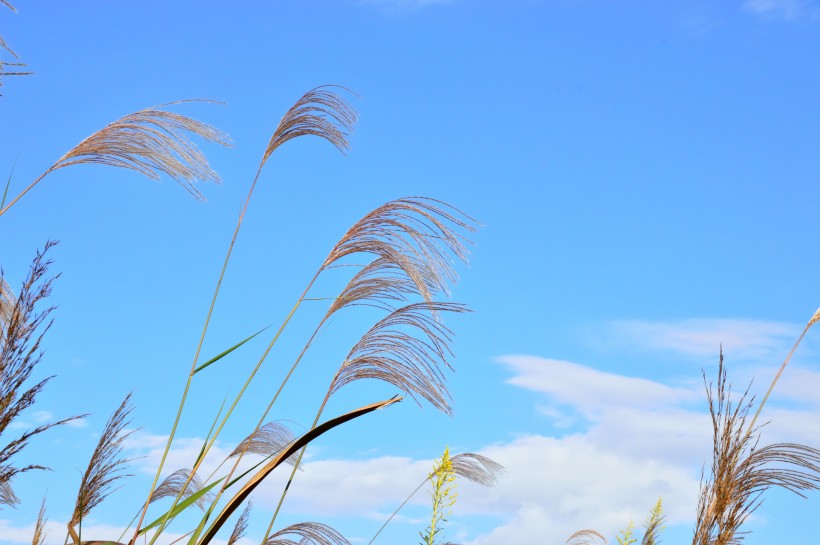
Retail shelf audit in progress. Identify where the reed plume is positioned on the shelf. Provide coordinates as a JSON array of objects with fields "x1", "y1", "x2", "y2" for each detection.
[
  {"x1": 691, "y1": 351, "x2": 820, "y2": 545},
  {"x1": 324, "y1": 198, "x2": 476, "y2": 305},
  {"x1": 0, "y1": 478, "x2": 17, "y2": 506},
  {"x1": 0, "y1": 242, "x2": 82, "y2": 506},
  {"x1": 149, "y1": 468, "x2": 214, "y2": 510},
  {"x1": 229, "y1": 420, "x2": 301, "y2": 469},
  {"x1": 69, "y1": 393, "x2": 135, "y2": 543},
  {"x1": 264, "y1": 521, "x2": 351, "y2": 545},
  {"x1": 31, "y1": 498, "x2": 47, "y2": 545},
  {"x1": 131, "y1": 85, "x2": 358, "y2": 543},
  {"x1": 227, "y1": 501, "x2": 251, "y2": 545},
  {"x1": 328, "y1": 302, "x2": 467, "y2": 415},
  {"x1": 262, "y1": 85, "x2": 357, "y2": 167},
  {"x1": 0, "y1": 102, "x2": 231, "y2": 215},
  {"x1": 566, "y1": 530, "x2": 606, "y2": 545}
]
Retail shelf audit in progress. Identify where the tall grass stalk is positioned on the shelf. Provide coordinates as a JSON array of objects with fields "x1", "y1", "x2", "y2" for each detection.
[{"x1": 136, "y1": 86, "x2": 357, "y2": 544}]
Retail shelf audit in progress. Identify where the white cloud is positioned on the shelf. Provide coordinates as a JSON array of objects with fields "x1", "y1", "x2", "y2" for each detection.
[
  {"x1": 465, "y1": 435, "x2": 700, "y2": 545},
  {"x1": 604, "y1": 318, "x2": 801, "y2": 362},
  {"x1": 498, "y1": 355, "x2": 698, "y2": 416},
  {"x1": 0, "y1": 518, "x2": 244, "y2": 545},
  {"x1": 744, "y1": 0, "x2": 820, "y2": 20}
]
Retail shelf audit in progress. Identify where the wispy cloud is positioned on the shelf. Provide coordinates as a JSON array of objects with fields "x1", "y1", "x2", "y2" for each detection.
[
  {"x1": 0, "y1": 518, "x2": 245, "y2": 545},
  {"x1": 744, "y1": 0, "x2": 820, "y2": 21},
  {"x1": 497, "y1": 355, "x2": 698, "y2": 416},
  {"x1": 603, "y1": 318, "x2": 802, "y2": 362}
]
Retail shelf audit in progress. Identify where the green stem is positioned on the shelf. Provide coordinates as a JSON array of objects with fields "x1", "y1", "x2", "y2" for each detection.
[{"x1": 133, "y1": 164, "x2": 266, "y2": 544}]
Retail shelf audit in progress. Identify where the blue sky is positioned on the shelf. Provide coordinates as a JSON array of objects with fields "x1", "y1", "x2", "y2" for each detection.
[{"x1": 2, "y1": 0, "x2": 820, "y2": 544}]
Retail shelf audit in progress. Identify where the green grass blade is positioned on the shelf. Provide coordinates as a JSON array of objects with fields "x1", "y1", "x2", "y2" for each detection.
[
  {"x1": 193, "y1": 326, "x2": 269, "y2": 374},
  {"x1": 138, "y1": 477, "x2": 225, "y2": 536},
  {"x1": 1, "y1": 154, "x2": 19, "y2": 210},
  {"x1": 197, "y1": 396, "x2": 228, "y2": 467},
  {"x1": 197, "y1": 396, "x2": 402, "y2": 545}
]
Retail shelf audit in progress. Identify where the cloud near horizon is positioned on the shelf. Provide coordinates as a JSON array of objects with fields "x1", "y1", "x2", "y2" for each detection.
[{"x1": 744, "y1": 0, "x2": 820, "y2": 21}]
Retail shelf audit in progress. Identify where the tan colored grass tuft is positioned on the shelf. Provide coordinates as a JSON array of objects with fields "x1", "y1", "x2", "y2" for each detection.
[
  {"x1": 262, "y1": 85, "x2": 357, "y2": 167},
  {"x1": 0, "y1": 478, "x2": 18, "y2": 507},
  {"x1": 809, "y1": 307, "x2": 820, "y2": 328},
  {"x1": 69, "y1": 393, "x2": 136, "y2": 540},
  {"x1": 50, "y1": 102, "x2": 231, "y2": 200},
  {"x1": 0, "y1": 102, "x2": 231, "y2": 215},
  {"x1": 31, "y1": 498, "x2": 47, "y2": 545},
  {"x1": 227, "y1": 501, "x2": 252, "y2": 545},
  {"x1": 450, "y1": 453, "x2": 505, "y2": 486},
  {"x1": 324, "y1": 198, "x2": 477, "y2": 305},
  {"x1": 0, "y1": 276, "x2": 14, "y2": 344},
  {"x1": 229, "y1": 420, "x2": 301, "y2": 469},
  {"x1": 565, "y1": 529, "x2": 607, "y2": 545},
  {"x1": 0, "y1": 242, "x2": 84, "y2": 506},
  {"x1": 692, "y1": 351, "x2": 820, "y2": 545},
  {"x1": 264, "y1": 521, "x2": 351, "y2": 545},
  {"x1": 149, "y1": 468, "x2": 214, "y2": 510},
  {"x1": 327, "y1": 258, "x2": 418, "y2": 317},
  {"x1": 328, "y1": 302, "x2": 468, "y2": 415}
]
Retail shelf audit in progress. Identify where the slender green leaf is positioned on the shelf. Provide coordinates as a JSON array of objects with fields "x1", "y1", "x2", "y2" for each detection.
[
  {"x1": 198, "y1": 396, "x2": 401, "y2": 545},
  {"x1": 1, "y1": 154, "x2": 18, "y2": 209},
  {"x1": 194, "y1": 326, "x2": 269, "y2": 374},
  {"x1": 138, "y1": 477, "x2": 225, "y2": 535}
]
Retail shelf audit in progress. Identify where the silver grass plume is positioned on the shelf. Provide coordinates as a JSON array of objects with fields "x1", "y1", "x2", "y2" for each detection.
[
  {"x1": 692, "y1": 353, "x2": 820, "y2": 545},
  {"x1": 262, "y1": 85, "x2": 357, "y2": 168},
  {"x1": 324, "y1": 198, "x2": 476, "y2": 306},
  {"x1": 565, "y1": 530, "x2": 606, "y2": 545},
  {"x1": 228, "y1": 501, "x2": 252, "y2": 545},
  {"x1": 328, "y1": 302, "x2": 467, "y2": 415},
  {"x1": 50, "y1": 102, "x2": 231, "y2": 201},
  {"x1": 0, "y1": 242, "x2": 83, "y2": 506},
  {"x1": 31, "y1": 498, "x2": 47, "y2": 545},
  {"x1": 450, "y1": 453, "x2": 505, "y2": 486},
  {"x1": 264, "y1": 521, "x2": 351, "y2": 545},
  {"x1": 230, "y1": 420, "x2": 302, "y2": 469},
  {"x1": 70, "y1": 393, "x2": 135, "y2": 530},
  {"x1": 150, "y1": 468, "x2": 214, "y2": 510}
]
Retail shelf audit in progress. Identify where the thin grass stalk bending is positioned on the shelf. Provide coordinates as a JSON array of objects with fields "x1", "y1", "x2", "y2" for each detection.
[
  {"x1": 196, "y1": 397, "x2": 400, "y2": 545},
  {"x1": 225, "y1": 198, "x2": 476, "y2": 504},
  {"x1": 368, "y1": 452, "x2": 502, "y2": 545},
  {"x1": 135, "y1": 165, "x2": 269, "y2": 543},
  {"x1": 138, "y1": 85, "x2": 355, "y2": 543},
  {"x1": 744, "y1": 311, "x2": 817, "y2": 443},
  {"x1": 0, "y1": 102, "x2": 229, "y2": 217},
  {"x1": 262, "y1": 301, "x2": 465, "y2": 541}
]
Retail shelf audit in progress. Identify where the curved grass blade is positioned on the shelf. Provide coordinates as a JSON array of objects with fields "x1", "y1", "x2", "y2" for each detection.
[
  {"x1": 1, "y1": 154, "x2": 17, "y2": 209},
  {"x1": 197, "y1": 396, "x2": 401, "y2": 545},
  {"x1": 137, "y1": 477, "x2": 225, "y2": 536},
  {"x1": 193, "y1": 326, "x2": 269, "y2": 374}
]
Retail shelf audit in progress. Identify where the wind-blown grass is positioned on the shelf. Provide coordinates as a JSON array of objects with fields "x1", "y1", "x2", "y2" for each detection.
[
  {"x1": 0, "y1": 242, "x2": 83, "y2": 507},
  {"x1": 3, "y1": 72, "x2": 819, "y2": 545}
]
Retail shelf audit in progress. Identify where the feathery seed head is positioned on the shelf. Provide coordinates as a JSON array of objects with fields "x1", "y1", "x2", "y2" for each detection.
[
  {"x1": 70, "y1": 393, "x2": 136, "y2": 529},
  {"x1": 328, "y1": 302, "x2": 468, "y2": 415},
  {"x1": 263, "y1": 85, "x2": 357, "y2": 167},
  {"x1": 150, "y1": 468, "x2": 214, "y2": 510},
  {"x1": 264, "y1": 521, "x2": 351, "y2": 545},
  {"x1": 50, "y1": 102, "x2": 231, "y2": 201},
  {"x1": 324, "y1": 198, "x2": 477, "y2": 307}
]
